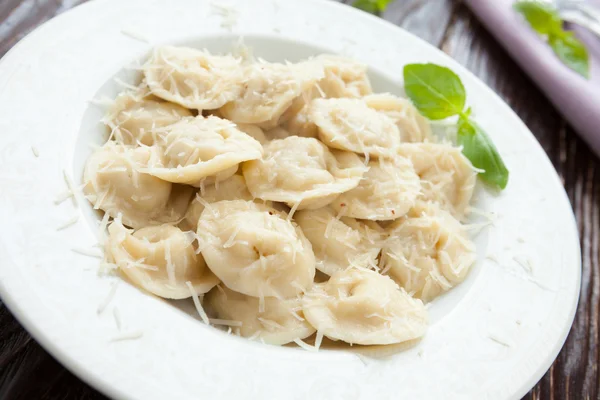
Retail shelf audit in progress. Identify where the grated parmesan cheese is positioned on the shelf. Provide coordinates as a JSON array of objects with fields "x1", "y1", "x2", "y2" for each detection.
[
  {"x1": 187, "y1": 281, "x2": 209, "y2": 324},
  {"x1": 120, "y1": 28, "x2": 150, "y2": 44},
  {"x1": 110, "y1": 330, "x2": 144, "y2": 342},
  {"x1": 112, "y1": 307, "x2": 122, "y2": 331},
  {"x1": 56, "y1": 215, "x2": 79, "y2": 231},
  {"x1": 97, "y1": 282, "x2": 118, "y2": 315},
  {"x1": 293, "y1": 337, "x2": 319, "y2": 352},
  {"x1": 71, "y1": 247, "x2": 103, "y2": 259}
]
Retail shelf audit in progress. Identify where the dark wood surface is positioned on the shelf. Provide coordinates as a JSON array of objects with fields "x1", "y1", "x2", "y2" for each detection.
[{"x1": 0, "y1": 0, "x2": 597, "y2": 399}]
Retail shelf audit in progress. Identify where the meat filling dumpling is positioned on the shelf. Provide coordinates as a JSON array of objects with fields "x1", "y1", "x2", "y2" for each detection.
[
  {"x1": 243, "y1": 136, "x2": 367, "y2": 210},
  {"x1": 144, "y1": 115, "x2": 263, "y2": 186},
  {"x1": 219, "y1": 61, "x2": 324, "y2": 128},
  {"x1": 380, "y1": 202, "x2": 476, "y2": 302},
  {"x1": 181, "y1": 175, "x2": 253, "y2": 232},
  {"x1": 205, "y1": 286, "x2": 315, "y2": 345},
  {"x1": 397, "y1": 143, "x2": 477, "y2": 219},
  {"x1": 143, "y1": 46, "x2": 243, "y2": 110},
  {"x1": 105, "y1": 85, "x2": 193, "y2": 146},
  {"x1": 309, "y1": 98, "x2": 401, "y2": 159},
  {"x1": 294, "y1": 207, "x2": 384, "y2": 276},
  {"x1": 106, "y1": 221, "x2": 219, "y2": 299},
  {"x1": 364, "y1": 93, "x2": 432, "y2": 143},
  {"x1": 316, "y1": 55, "x2": 372, "y2": 98},
  {"x1": 83, "y1": 143, "x2": 192, "y2": 229},
  {"x1": 331, "y1": 156, "x2": 421, "y2": 220},
  {"x1": 282, "y1": 104, "x2": 319, "y2": 139},
  {"x1": 302, "y1": 268, "x2": 428, "y2": 345},
  {"x1": 197, "y1": 200, "x2": 316, "y2": 298},
  {"x1": 236, "y1": 123, "x2": 267, "y2": 144}
]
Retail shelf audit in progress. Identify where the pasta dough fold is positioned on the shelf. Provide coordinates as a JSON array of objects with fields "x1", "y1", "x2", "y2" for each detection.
[
  {"x1": 302, "y1": 268, "x2": 428, "y2": 345},
  {"x1": 197, "y1": 200, "x2": 316, "y2": 298},
  {"x1": 243, "y1": 136, "x2": 367, "y2": 210},
  {"x1": 331, "y1": 156, "x2": 421, "y2": 220},
  {"x1": 83, "y1": 143, "x2": 192, "y2": 229},
  {"x1": 364, "y1": 93, "x2": 432, "y2": 143},
  {"x1": 309, "y1": 98, "x2": 401, "y2": 159},
  {"x1": 397, "y1": 143, "x2": 477, "y2": 219},
  {"x1": 206, "y1": 286, "x2": 315, "y2": 345},
  {"x1": 143, "y1": 46, "x2": 243, "y2": 110},
  {"x1": 106, "y1": 221, "x2": 219, "y2": 299},
  {"x1": 294, "y1": 207, "x2": 384, "y2": 276},
  {"x1": 144, "y1": 115, "x2": 263, "y2": 186},
  {"x1": 380, "y1": 202, "x2": 476, "y2": 302}
]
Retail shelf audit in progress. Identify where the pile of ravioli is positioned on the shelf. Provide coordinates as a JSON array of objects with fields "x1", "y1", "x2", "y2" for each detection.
[{"x1": 84, "y1": 46, "x2": 478, "y2": 347}]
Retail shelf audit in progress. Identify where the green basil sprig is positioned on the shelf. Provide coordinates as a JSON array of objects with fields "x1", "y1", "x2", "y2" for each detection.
[
  {"x1": 352, "y1": 0, "x2": 394, "y2": 15},
  {"x1": 514, "y1": 1, "x2": 589, "y2": 78},
  {"x1": 403, "y1": 63, "x2": 509, "y2": 190}
]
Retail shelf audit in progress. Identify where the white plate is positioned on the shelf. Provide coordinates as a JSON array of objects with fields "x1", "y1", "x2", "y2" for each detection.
[{"x1": 0, "y1": 0, "x2": 580, "y2": 399}]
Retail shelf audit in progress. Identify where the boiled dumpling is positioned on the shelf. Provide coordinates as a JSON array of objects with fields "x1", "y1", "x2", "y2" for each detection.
[
  {"x1": 397, "y1": 143, "x2": 477, "y2": 219},
  {"x1": 242, "y1": 136, "x2": 367, "y2": 210},
  {"x1": 181, "y1": 175, "x2": 253, "y2": 232},
  {"x1": 236, "y1": 123, "x2": 267, "y2": 144},
  {"x1": 144, "y1": 115, "x2": 263, "y2": 186},
  {"x1": 105, "y1": 85, "x2": 193, "y2": 146},
  {"x1": 106, "y1": 221, "x2": 219, "y2": 299},
  {"x1": 330, "y1": 156, "x2": 421, "y2": 220},
  {"x1": 143, "y1": 46, "x2": 243, "y2": 110},
  {"x1": 219, "y1": 61, "x2": 324, "y2": 128},
  {"x1": 264, "y1": 127, "x2": 293, "y2": 141},
  {"x1": 316, "y1": 55, "x2": 372, "y2": 98},
  {"x1": 302, "y1": 268, "x2": 428, "y2": 345},
  {"x1": 380, "y1": 202, "x2": 476, "y2": 302},
  {"x1": 205, "y1": 286, "x2": 315, "y2": 345},
  {"x1": 282, "y1": 104, "x2": 319, "y2": 138},
  {"x1": 83, "y1": 142, "x2": 192, "y2": 229},
  {"x1": 364, "y1": 93, "x2": 432, "y2": 143},
  {"x1": 294, "y1": 207, "x2": 384, "y2": 276},
  {"x1": 197, "y1": 200, "x2": 316, "y2": 298},
  {"x1": 309, "y1": 98, "x2": 401, "y2": 159}
]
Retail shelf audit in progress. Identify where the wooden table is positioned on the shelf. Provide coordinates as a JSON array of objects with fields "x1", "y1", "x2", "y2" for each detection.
[{"x1": 0, "y1": 0, "x2": 597, "y2": 399}]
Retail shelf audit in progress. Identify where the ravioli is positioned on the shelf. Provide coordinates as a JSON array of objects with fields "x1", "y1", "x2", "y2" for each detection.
[
  {"x1": 309, "y1": 98, "x2": 401, "y2": 159},
  {"x1": 364, "y1": 93, "x2": 432, "y2": 143},
  {"x1": 144, "y1": 115, "x2": 263, "y2": 186},
  {"x1": 316, "y1": 55, "x2": 372, "y2": 98},
  {"x1": 243, "y1": 136, "x2": 367, "y2": 210},
  {"x1": 143, "y1": 46, "x2": 243, "y2": 110},
  {"x1": 219, "y1": 61, "x2": 324, "y2": 128},
  {"x1": 83, "y1": 142, "x2": 192, "y2": 229},
  {"x1": 105, "y1": 85, "x2": 193, "y2": 146},
  {"x1": 294, "y1": 207, "x2": 384, "y2": 276},
  {"x1": 397, "y1": 143, "x2": 477, "y2": 219},
  {"x1": 236, "y1": 123, "x2": 268, "y2": 144},
  {"x1": 181, "y1": 175, "x2": 253, "y2": 232},
  {"x1": 380, "y1": 202, "x2": 476, "y2": 302},
  {"x1": 330, "y1": 156, "x2": 421, "y2": 220},
  {"x1": 80, "y1": 45, "x2": 486, "y2": 350},
  {"x1": 302, "y1": 268, "x2": 428, "y2": 345},
  {"x1": 205, "y1": 286, "x2": 315, "y2": 345},
  {"x1": 106, "y1": 221, "x2": 219, "y2": 299},
  {"x1": 197, "y1": 200, "x2": 316, "y2": 298},
  {"x1": 281, "y1": 104, "x2": 319, "y2": 139}
]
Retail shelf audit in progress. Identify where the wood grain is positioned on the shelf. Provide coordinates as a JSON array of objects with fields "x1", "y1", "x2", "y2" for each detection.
[{"x1": 0, "y1": 0, "x2": 598, "y2": 399}]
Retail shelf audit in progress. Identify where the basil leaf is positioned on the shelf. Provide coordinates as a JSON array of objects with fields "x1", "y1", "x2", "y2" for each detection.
[
  {"x1": 549, "y1": 31, "x2": 590, "y2": 78},
  {"x1": 513, "y1": 1, "x2": 562, "y2": 35},
  {"x1": 403, "y1": 63, "x2": 466, "y2": 120},
  {"x1": 352, "y1": 0, "x2": 393, "y2": 14},
  {"x1": 457, "y1": 117, "x2": 509, "y2": 189}
]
